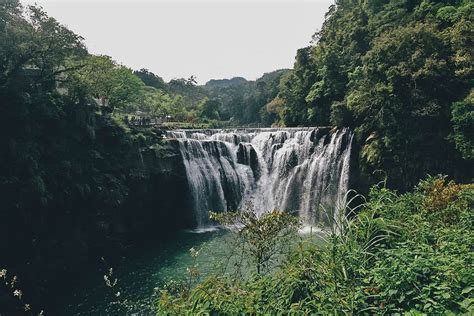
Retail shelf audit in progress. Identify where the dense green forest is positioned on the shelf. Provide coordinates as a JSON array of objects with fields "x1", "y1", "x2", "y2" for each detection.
[
  {"x1": 133, "y1": 68, "x2": 288, "y2": 126},
  {"x1": 273, "y1": 0, "x2": 473, "y2": 190},
  {"x1": 129, "y1": 69, "x2": 288, "y2": 126},
  {"x1": 0, "y1": 0, "x2": 472, "y2": 314},
  {"x1": 204, "y1": 70, "x2": 289, "y2": 125}
]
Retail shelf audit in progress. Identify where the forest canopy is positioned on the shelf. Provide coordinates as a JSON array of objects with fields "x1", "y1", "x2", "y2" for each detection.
[{"x1": 274, "y1": 0, "x2": 473, "y2": 190}]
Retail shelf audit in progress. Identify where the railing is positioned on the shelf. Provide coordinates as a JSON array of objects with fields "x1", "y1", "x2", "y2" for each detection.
[{"x1": 125, "y1": 117, "x2": 163, "y2": 126}]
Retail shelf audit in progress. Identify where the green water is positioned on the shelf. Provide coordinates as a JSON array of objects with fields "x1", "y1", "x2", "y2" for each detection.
[
  {"x1": 57, "y1": 227, "x2": 323, "y2": 315},
  {"x1": 58, "y1": 229, "x2": 233, "y2": 315}
]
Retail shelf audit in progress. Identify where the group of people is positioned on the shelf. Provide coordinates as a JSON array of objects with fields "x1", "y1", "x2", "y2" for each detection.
[{"x1": 123, "y1": 116, "x2": 156, "y2": 126}]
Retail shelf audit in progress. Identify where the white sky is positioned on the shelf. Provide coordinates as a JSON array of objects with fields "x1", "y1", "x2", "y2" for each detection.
[{"x1": 22, "y1": 0, "x2": 332, "y2": 84}]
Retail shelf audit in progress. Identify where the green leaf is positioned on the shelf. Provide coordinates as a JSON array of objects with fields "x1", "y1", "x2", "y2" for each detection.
[{"x1": 461, "y1": 287, "x2": 473, "y2": 295}]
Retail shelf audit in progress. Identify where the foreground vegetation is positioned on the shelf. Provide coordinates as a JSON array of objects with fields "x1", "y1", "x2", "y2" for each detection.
[{"x1": 157, "y1": 177, "x2": 474, "y2": 314}]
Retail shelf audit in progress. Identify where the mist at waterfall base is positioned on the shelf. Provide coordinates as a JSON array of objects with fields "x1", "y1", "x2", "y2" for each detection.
[{"x1": 59, "y1": 128, "x2": 353, "y2": 314}]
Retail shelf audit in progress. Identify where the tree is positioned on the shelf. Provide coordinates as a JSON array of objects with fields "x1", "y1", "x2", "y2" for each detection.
[
  {"x1": 139, "y1": 86, "x2": 174, "y2": 118},
  {"x1": 133, "y1": 68, "x2": 167, "y2": 91},
  {"x1": 211, "y1": 209, "x2": 300, "y2": 275},
  {"x1": 67, "y1": 55, "x2": 145, "y2": 112},
  {"x1": 277, "y1": 0, "x2": 473, "y2": 189},
  {"x1": 198, "y1": 97, "x2": 221, "y2": 120},
  {"x1": 279, "y1": 48, "x2": 317, "y2": 126},
  {"x1": 107, "y1": 66, "x2": 144, "y2": 111},
  {"x1": 347, "y1": 22, "x2": 463, "y2": 188},
  {"x1": 0, "y1": 3, "x2": 86, "y2": 90},
  {"x1": 451, "y1": 89, "x2": 474, "y2": 160}
]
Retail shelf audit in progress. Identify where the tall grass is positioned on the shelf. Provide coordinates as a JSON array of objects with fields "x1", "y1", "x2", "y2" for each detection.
[{"x1": 156, "y1": 176, "x2": 474, "y2": 314}]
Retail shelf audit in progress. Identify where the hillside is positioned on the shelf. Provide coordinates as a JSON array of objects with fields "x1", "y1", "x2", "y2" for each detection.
[{"x1": 274, "y1": 0, "x2": 473, "y2": 190}]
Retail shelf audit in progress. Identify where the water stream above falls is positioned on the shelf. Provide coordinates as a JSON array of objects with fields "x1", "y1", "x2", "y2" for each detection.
[{"x1": 167, "y1": 127, "x2": 353, "y2": 227}]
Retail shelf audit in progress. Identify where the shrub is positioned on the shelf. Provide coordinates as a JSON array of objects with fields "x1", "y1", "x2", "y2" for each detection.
[{"x1": 156, "y1": 178, "x2": 474, "y2": 314}]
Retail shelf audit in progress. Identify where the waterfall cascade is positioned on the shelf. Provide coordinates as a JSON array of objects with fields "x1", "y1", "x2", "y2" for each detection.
[{"x1": 167, "y1": 127, "x2": 353, "y2": 227}]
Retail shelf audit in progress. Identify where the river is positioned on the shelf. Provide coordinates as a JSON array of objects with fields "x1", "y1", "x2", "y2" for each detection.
[{"x1": 57, "y1": 229, "x2": 230, "y2": 315}]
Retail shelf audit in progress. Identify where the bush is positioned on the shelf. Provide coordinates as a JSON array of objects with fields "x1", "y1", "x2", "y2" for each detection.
[{"x1": 156, "y1": 178, "x2": 474, "y2": 314}]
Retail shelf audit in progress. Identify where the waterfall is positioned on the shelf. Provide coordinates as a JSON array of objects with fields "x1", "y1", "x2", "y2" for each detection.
[{"x1": 168, "y1": 128, "x2": 353, "y2": 227}]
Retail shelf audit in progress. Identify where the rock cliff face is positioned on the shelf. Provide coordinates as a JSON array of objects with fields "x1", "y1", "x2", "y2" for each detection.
[
  {"x1": 115, "y1": 139, "x2": 194, "y2": 237},
  {"x1": 0, "y1": 124, "x2": 194, "y2": 312},
  {"x1": 1, "y1": 122, "x2": 362, "y2": 312}
]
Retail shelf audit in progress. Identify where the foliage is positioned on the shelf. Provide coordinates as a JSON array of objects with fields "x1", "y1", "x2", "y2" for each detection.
[
  {"x1": 121, "y1": 68, "x2": 289, "y2": 126},
  {"x1": 210, "y1": 209, "x2": 300, "y2": 275},
  {"x1": 0, "y1": 2, "x2": 86, "y2": 89},
  {"x1": 133, "y1": 68, "x2": 167, "y2": 91},
  {"x1": 278, "y1": 0, "x2": 474, "y2": 190},
  {"x1": 1, "y1": 0, "x2": 472, "y2": 313},
  {"x1": 66, "y1": 55, "x2": 144, "y2": 112},
  {"x1": 156, "y1": 177, "x2": 474, "y2": 314},
  {"x1": 203, "y1": 70, "x2": 290, "y2": 126},
  {"x1": 0, "y1": 2, "x2": 191, "y2": 313},
  {"x1": 451, "y1": 89, "x2": 474, "y2": 160},
  {"x1": 197, "y1": 97, "x2": 221, "y2": 121}
]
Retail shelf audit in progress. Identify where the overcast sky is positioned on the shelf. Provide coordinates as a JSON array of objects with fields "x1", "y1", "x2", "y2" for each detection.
[{"x1": 22, "y1": 0, "x2": 332, "y2": 84}]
